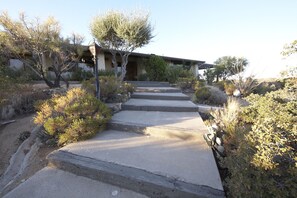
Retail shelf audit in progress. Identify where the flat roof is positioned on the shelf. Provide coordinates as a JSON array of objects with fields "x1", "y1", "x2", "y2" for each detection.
[{"x1": 82, "y1": 46, "x2": 213, "y2": 68}]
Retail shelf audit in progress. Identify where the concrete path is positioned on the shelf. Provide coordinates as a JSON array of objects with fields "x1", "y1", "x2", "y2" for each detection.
[
  {"x1": 5, "y1": 84, "x2": 224, "y2": 198},
  {"x1": 4, "y1": 167, "x2": 147, "y2": 198}
]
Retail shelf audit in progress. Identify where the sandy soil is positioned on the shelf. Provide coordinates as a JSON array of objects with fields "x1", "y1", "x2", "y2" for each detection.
[
  {"x1": 0, "y1": 114, "x2": 57, "y2": 194},
  {"x1": 0, "y1": 115, "x2": 36, "y2": 177}
]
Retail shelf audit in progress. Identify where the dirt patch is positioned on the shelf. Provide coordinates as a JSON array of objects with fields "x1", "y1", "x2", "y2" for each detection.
[
  {"x1": 0, "y1": 114, "x2": 35, "y2": 177},
  {"x1": 0, "y1": 114, "x2": 57, "y2": 195}
]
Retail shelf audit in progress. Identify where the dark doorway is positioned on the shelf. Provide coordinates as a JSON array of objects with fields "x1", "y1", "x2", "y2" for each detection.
[{"x1": 125, "y1": 61, "x2": 137, "y2": 81}]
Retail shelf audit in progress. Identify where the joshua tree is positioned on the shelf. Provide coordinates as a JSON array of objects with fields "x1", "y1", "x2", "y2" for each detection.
[
  {"x1": 0, "y1": 12, "x2": 83, "y2": 88},
  {"x1": 90, "y1": 10, "x2": 153, "y2": 80}
]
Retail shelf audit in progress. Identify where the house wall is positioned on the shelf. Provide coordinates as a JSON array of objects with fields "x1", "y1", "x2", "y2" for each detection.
[
  {"x1": 97, "y1": 52, "x2": 106, "y2": 70},
  {"x1": 191, "y1": 64, "x2": 199, "y2": 77}
]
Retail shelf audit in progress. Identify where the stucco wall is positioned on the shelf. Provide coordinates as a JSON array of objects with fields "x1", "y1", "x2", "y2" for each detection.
[{"x1": 97, "y1": 52, "x2": 106, "y2": 70}]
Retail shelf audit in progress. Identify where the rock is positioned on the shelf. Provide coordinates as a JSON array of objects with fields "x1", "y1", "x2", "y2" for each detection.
[{"x1": 233, "y1": 89, "x2": 241, "y2": 97}]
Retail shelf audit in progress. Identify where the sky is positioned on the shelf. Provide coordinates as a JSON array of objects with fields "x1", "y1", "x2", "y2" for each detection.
[{"x1": 0, "y1": 0, "x2": 296, "y2": 78}]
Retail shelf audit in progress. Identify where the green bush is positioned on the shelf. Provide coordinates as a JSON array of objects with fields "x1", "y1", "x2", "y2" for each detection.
[
  {"x1": 194, "y1": 83, "x2": 227, "y2": 105},
  {"x1": 98, "y1": 69, "x2": 115, "y2": 77},
  {"x1": 166, "y1": 65, "x2": 194, "y2": 84},
  {"x1": 82, "y1": 76, "x2": 135, "y2": 103},
  {"x1": 253, "y1": 80, "x2": 285, "y2": 95},
  {"x1": 71, "y1": 68, "x2": 94, "y2": 81},
  {"x1": 34, "y1": 88, "x2": 112, "y2": 146},
  {"x1": 224, "y1": 82, "x2": 236, "y2": 96},
  {"x1": 144, "y1": 55, "x2": 168, "y2": 81},
  {"x1": 166, "y1": 65, "x2": 182, "y2": 83},
  {"x1": 195, "y1": 87, "x2": 211, "y2": 103},
  {"x1": 137, "y1": 73, "x2": 148, "y2": 81},
  {"x1": 211, "y1": 82, "x2": 297, "y2": 197},
  {"x1": 203, "y1": 68, "x2": 215, "y2": 85},
  {"x1": 232, "y1": 76, "x2": 258, "y2": 97},
  {"x1": 177, "y1": 77, "x2": 197, "y2": 90},
  {"x1": 214, "y1": 81, "x2": 226, "y2": 91}
]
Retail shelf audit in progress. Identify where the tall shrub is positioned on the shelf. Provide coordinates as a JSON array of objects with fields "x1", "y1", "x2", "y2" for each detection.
[{"x1": 144, "y1": 55, "x2": 168, "y2": 81}]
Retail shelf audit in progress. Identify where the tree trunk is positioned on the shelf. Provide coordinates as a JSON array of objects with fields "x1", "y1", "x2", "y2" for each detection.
[
  {"x1": 120, "y1": 54, "x2": 129, "y2": 81},
  {"x1": 111, "y1": 51, "x2": 118, "y2": 77},
  {"x1": 60, "y1": 75, "x2": 69, "y2": 88}
]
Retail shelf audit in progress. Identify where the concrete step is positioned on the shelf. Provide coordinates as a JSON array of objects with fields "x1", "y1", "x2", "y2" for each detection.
[
  {"x1": 127, "y1": 81, "x2": 170, "y2": 87},
  {"x1": 136, "y1": 87, "x2": 181, "y2": 93},
  {"x1": 108, "y1": 111, "x2": 207, "y2": 140},
  {"x1": 121, "y1": 99, "x2": 198, "y2": 112},
  {"x1": 131, "y1": 92, "x2": 190, "y2": 100},
  {"x1": 47, "y1": 130, "x2": 224, "y2": 198},
  {"x1": 4, "y1": 167, "x2": 147, "y2": 198}
]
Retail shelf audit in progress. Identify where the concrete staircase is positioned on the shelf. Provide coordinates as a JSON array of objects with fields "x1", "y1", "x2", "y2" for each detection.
[{"x1": 4, "y1": 83, "x2": 224, "y2": 198}]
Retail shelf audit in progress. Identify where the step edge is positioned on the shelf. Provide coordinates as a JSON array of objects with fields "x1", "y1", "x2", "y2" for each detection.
[
  {"x1": 107, "y1": 121, "x2": 207, "y2": 140},
  {"x1": 47, "y1": 150, "x2": 225, "y2": 198}
]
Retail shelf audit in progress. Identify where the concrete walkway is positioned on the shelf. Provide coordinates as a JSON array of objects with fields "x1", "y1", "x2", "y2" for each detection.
[{"x1": 4, "y1": 83, "x2": 224, "y2": 198}]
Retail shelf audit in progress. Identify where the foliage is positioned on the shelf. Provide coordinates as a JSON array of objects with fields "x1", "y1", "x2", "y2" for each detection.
[
  {"x1": 253, "y1": 80, "x2": 285, "y2": 95},
  {"x1": 203, "y1": 68, "x2": 215, "y2": 85},
  {"x1": 144, "y1": 55, "x2": 168, "y2": 81},
  {"x1": 194, "y1": 87, "x2": 211, "y2": 103},
  {"x1": 71, "y1": 68, "x2": 93, "y2": 81},
  {"x1": 280, "y1": 66, "x2": 297, "y2": 78},
  {"x1": 165, "y1": 65, "x2": 182, "y2": 83},
  {"x1": 34, "y1": 88, "x2": 111, "y2": 146},
  {"x1": 194, "y1": 82, "x2": 228, "y2": 105},
  {"x1": 82, "y1": 76, "x2": 135, "y2": 103},
  {"x1": 213, "y1": 56, "x2": 248, "y2": 81},
  {"x1": 210, "y1": 98, "x2": 242, "y2": 153},
  {"x1": 177, "y1": 77, "x2": 197, "y2": 90},
  {"x1": 214, "y1": 81, "x2": 225, "y2": 91},
  {"x1": 282, "y1": 39, "x2": 297, "y2": 57},
  {"x1": 98, "y1": 69, "x2": 116, "y2": 77},
  {"x1": 137, "y1": 73, "x2": 148, "y2": 81},
  {"x1": 224, "y1": 82, "x2": 236, "y2": 96},
  {"x1": 90, "y1": 10, "x2": 153, "y2": 80},
  {"x1": 210, "y1": 82, "x2": 297, "y2": 197},
  {"x1": 166, "y1": 65, "x2": 194, "y2": 83},
  {"x1": 231, "y1": 76, "x2": 258, "y2": 96},
  {"x1": 0, "y1": 12, "x2": 84, "y2": 88}
]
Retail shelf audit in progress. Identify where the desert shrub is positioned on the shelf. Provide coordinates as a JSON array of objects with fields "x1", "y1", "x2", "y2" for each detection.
[
  {"x1": 34, "y1": 88, "x2": 111, "y2": 146},
  {"x1": 214, "y1": 81, "x2": 225, "y2": 91},
  {"x1": 210, "y1": 98, "x2": 243, "y2": 153},
  {"x1": 203, "y1": 68, "x2": 215, "y2": 85},
  {"x1": 98, "y1": 69, "x2": 115, "y2": 77},
  {"x1": 194, "y1": 85, "x2": 227, "y2": 106},
  {"x1": 166, "y1": 65, "x2": 194, "y2": 84},
  {"x1": 177, "y1": 77, "x2": 197, "y2": 90},
  {"x1": 144, "y1": 55, "x2": 168, "y2": 81},
  {"x1": 166, "y1": 65, "x2": 182, "y2": 83},
  {"x1": 195, "y1": 87, "x2": 211, "y2": 103},
  {"x1": 178, "y1": 69, "x2": 194, "y2": 78},
  {"x1": 253, "y1": 80, "x2": 285, "y2": 95},
  {"x1": 82, "y1": 76, "x2": 134, "y2": 103},
  {"x1": 137, "y1": 73, "x2": 148, "y2": 81},
  {"x1": 224, "y1": 82, "x2": 236, "y2": 96},
  {"x1": 193, "y1": 80, "x2": 205, "y2": 90},
  {"x1": 232, "y1": 76, "x2": 258, "y2": 97},
  {"x1": 212, "y1": 84, "x2": 297, "y2": 197},
  {"x1": 71, "y1": 68, "x2": 93, "y2": 81},
  {"x1": 207, "y1": 86, "x2": 228, "y2": 105}
]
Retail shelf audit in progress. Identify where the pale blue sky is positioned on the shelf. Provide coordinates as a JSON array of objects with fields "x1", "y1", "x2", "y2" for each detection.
[{"x1": 1, "y1": 0, "x2": 296, "y2": 78}]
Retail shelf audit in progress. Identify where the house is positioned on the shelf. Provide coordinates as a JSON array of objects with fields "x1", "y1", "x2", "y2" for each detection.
[
  {"x1": 80, "y1": 47, "x2": 213, "y2": 81},
  {"x1": 8, "y1": 45, "x2": 213, "y2": 81}
]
